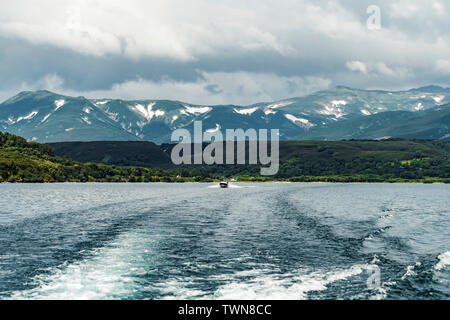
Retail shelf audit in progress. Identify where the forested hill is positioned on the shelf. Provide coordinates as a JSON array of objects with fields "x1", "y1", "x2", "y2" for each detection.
[
  {"x1": 2, "y1": 131, "x2": 450, "y2": 182},
  {"x1": 50, "y1": 139, "x2": 450, "y2": 182},
  {"x1": 0, "y1": 132, "x2": 189, "y2": 183}
]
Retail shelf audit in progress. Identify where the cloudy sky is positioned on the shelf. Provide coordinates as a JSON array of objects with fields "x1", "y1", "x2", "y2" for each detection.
[{"x1": 0, "y1": 0, "x2": 449, "y2": 105}]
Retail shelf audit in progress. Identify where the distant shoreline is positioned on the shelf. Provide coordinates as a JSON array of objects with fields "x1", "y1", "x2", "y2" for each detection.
[
  {"x1": 2, "y1": 132, "x2": 450, "y2": 185},
  {"x1": 1, "y1": 180, "x2": 449, "y2": 185}
]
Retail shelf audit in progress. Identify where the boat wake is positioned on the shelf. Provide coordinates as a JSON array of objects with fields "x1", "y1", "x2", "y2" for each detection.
[
  {"x1": 8, "y1": 230, "x2": 153, "y2": 300},
  {"x1": 208, "y1": 184, "x2": 243, "y2": 189}
]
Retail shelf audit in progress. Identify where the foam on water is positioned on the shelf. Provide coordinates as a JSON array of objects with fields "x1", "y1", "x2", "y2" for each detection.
[
  {"x1": 401, "y1": 262, "x2": 421, "y2": 280},
  {"x1": 9, "y1": 231, "x2": 155, "y2": 300},
  {"x1": 435, "y1": 252, "x2": 450, "y2": 271},
  {"x1": 210, "y1": 264, "x2": 371, "y2": 300},
  {"x1": 143, "y1": 264, "x2": 373, "y2": 300}
]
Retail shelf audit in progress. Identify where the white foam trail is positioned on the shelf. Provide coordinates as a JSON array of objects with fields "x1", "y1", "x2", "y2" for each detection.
[
  {"x1": 9, "y1": 231, "x2": 154, "y2": 300},
  {"x1": 153, "y1": 279, "x2": 207, "y2": 300},
  {"x1": 211, "y1": 264, "x2": 370, "y2": 300},
  {"x1": 435, "y1": 251, "x2": 450, "y2": 270},
  {"x1": 144, "y1": 263, "x2": 372, "y2": 300}
]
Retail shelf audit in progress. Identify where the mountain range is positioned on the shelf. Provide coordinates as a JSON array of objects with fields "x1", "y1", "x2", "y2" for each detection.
[{"x1": 1, "y1": 85, "x2": 449, "y2": 143}]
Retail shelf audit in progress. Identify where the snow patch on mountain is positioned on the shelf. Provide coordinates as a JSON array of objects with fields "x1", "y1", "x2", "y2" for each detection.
[
  {"x1": 103, "y1": 109, "x2": 119, "y2": 121},
  {"x1": 432, "y1": 95, "x2": 445, "y2": 104},
  {"x1": 415, "y1": 103, "x2": 424, "y2": 111},
  {"x1": 41, "y1": 113, "x2": 52, "y2": 123},
  {"x1": 81, "y1": 116, "x2": 92, "y2": 125},
  {"x1": 261, "y1": 101, "x2": 294, "y2": 115},
  {"x1": 331, "y1": 100, "x2": 347, "y2": 107},
  {"x1": 284, "y1": 114, "x2": 315, "y2": 129},
  {"x1": 361, "y1": 109, "x2": 372, "y2": 116},
  {"x1": 54, "y1": 100, "x2": 66, "y2": 110},
  {"x1": 233, "y1": 107, "x2": 259, "y2": 115},
  {"x1": 183, "y1": 105, "x2": 212, "y2": 115},
  {"x1": 17, "y1": 111, "x2": 38, "y2": 122},
  {"x1": 129, "y1": 103, "x2": 165, "y2": 121},
  {"x1": 265, "y1": 101, "x2": 294, "y2": 109},
  {"x1": 133, "y1": 103, "x2": 153, "y2": 119},
  {"x1": 319, "y1": 104, "x2": 346, "y2": 119},
  {"x1": 83, "y1": 107, "x2": 92, "y2": 114},
  {"x1": 317, "y1": 100, "x2": 349, "y2": 119},
  {"x1": 95, "y1": 100, "x2": 110, "y2": 106},
  {"x1": 264, "y1": 109, "x2": 277, "y2": 115},
  {"x1": 155, "y1": 110, "x2": 165, "y2": 117},
  {"x1": 136, "y1": 121, "x2": 146, "y2": 129}
]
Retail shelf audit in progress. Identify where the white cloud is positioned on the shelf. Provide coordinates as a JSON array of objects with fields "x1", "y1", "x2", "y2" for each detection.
[
  {"x1": 346, "y1": 61, "x2": 412, "y2": 79},
  {"x1": 346, "y1": 61, "x2": 368, "y2": 74},
  {"x1": 4, "y1": 73, "x2": 64, "y2": 94},
  {"x1": 0, "y1": 0, "x2": 448, "y2": 63},
  {"x1": 390, "y1": 2, "x2": 420, "y2": 18},
  {"x1": 0, "y1": 0, "x2": 296, "y2": 60},
  {"x1": 375, "y1": 62, "x2": 396, "y2": 77},
  {"x1": 0, "y1": 22, "x2": 122, "y2": 57},
  {"x1": 0, "y1": 0, "x2": 449, "y2": 98},
  {"x1": 436, "y1": 59, "x2": 450, "y2": 74},
  {"x1": 51, "y1": 71, "x2": 331, "y2": 105},
  {"x1": 0, "y1": 73, "x2": 65, "y2": 102},
  {"x1": 37, "y1": 74, "x2": 65, "y2": 91}
]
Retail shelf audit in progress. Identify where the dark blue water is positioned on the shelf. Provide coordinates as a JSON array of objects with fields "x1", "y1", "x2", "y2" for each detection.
[{"x1": 0, "y1": 183, "x2": 449, "y2": 300}]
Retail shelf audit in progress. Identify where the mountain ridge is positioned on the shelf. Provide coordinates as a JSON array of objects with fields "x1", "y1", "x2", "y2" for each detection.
[
  {"x1": 1, "y1": 85, "x2": 450, "y2": 143},
  {"x1": 3, "y1": 84, "x2": 450, "y2": 107}
]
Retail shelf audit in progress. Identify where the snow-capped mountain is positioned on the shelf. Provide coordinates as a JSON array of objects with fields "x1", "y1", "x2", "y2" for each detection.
[{"x1": 0, "y1": 86, "x2": 449, "y2": 143}]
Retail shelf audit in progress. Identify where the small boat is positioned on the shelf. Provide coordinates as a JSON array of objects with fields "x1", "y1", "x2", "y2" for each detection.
[{"x1": 219, "y1": 181, "x2": 229, "y2": 188}]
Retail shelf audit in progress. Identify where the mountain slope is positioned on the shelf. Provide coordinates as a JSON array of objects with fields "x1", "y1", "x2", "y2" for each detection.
[
  {"x1": 0, "y1": 91, "x2": 140, "y2": 142},
  {"x1": 301, "y1": 104, "x2": 450, "y2": 141},
  {"x1": 1, "y1": 86, "x2": 449, "y2": 143}
]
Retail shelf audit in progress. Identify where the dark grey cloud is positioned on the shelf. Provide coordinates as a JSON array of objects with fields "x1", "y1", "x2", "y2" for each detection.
[{"x1": 0, "y1": 0, "x2": 449, "y2": 104}]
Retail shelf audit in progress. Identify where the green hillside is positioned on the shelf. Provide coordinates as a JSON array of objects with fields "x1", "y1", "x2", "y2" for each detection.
[
  {"x1": 50, "y1": 139, "x2": 450, "y2": 183},
  {"x1": 0, "y1": 132, "x2": 191, "y2": 183},
  {"x1": 48, "y1": 141, "x2": 172, "y2": 168},
  {"x1": 2, "y1": 130, "x2": 450, "y2": 183}
]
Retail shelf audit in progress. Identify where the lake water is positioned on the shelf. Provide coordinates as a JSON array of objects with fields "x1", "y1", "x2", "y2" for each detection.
[{"x1": 0, "y1": 183, "x2": 449, "y2": 300}]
